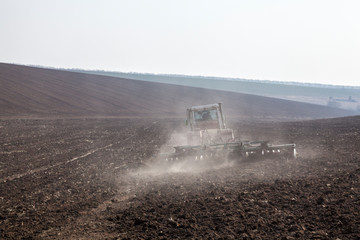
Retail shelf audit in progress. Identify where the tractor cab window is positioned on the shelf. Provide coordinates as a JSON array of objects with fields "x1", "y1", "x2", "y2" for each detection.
[{"x1": 193, "y1": 109, "x2": 218, "y2": 122}]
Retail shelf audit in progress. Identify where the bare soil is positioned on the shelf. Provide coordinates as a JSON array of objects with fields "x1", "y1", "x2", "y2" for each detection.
[
  {"x1": 0, "y1": 63, "x2": 354, "y2": 119},
  {"x1": 1, "y1": 116, "x2": 359, "y2": 239}
]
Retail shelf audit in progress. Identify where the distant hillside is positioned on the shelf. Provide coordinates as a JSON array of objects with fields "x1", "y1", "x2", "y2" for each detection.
[
  {"x1": 73, "y1": 70, "x2": 360, "y2": 112},
  {"x1": 0, "y1": 63, "x2": 356, "y2": 119}
]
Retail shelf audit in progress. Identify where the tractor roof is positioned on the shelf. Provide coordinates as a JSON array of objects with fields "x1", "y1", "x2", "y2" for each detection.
[{"x1": 188, "y1": 103, "x2": 221, "y2": 111}]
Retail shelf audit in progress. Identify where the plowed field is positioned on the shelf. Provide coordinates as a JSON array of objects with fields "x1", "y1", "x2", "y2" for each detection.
[{"x1": 1, "y1": 117, "x2": 359, "y2": 239}]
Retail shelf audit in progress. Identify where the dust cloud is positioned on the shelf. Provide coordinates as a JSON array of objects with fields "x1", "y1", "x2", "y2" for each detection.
[
  {"x1": 128, "y1": 117, "x2": 324, "y2": 184},
  {"x1": 140, "y1": 155, "x2": 235, "y2": 176},
  {"x1": 132, "y1": 131, "x2": 235, "y2": 176}
]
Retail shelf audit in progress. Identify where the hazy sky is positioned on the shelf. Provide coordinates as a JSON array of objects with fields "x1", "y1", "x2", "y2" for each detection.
[{"x1": 1, "y1": 0, "x2": 360, "y2": 86}]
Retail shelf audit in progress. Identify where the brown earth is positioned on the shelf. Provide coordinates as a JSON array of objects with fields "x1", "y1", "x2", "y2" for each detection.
[
  {"x1": 0, "y1": 63, "x2": 359, "y2": 239},
  {"x1": 0, "y1": 116, "x2": 359, "y2": 239},
  {"x1": 0, "y1": 63, "x2": 355, "y2": 119}
]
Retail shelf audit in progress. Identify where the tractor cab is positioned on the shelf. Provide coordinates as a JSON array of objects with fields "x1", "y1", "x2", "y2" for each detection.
[
  {"x1": 185, "y1": 103, "x2": 234, "y2": 145},
  {"x1": 186, "y1": 103, "x2": 226, "y2": 131}
]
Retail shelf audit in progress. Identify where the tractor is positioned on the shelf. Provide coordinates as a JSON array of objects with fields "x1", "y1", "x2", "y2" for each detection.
[{"x1": 165, "y1": 103, "x2": 297, "y2": 161}]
